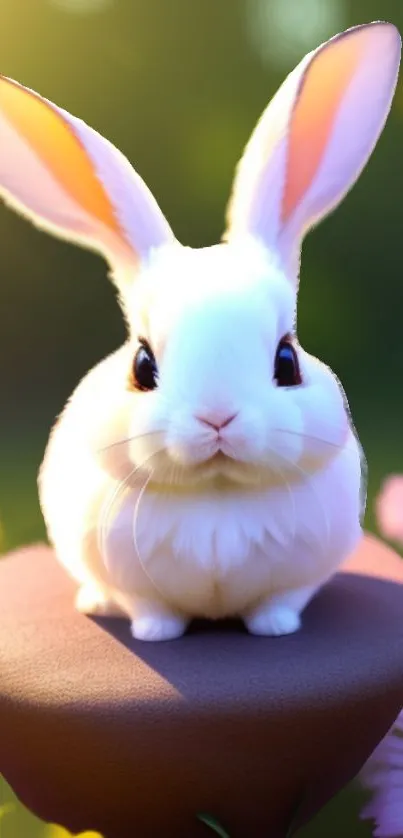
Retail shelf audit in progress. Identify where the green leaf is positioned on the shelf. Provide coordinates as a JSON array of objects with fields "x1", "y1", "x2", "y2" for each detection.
[
  {"x1": 0, "y1": 774, "x2": 104, "y2": 838},
  {"x1": 197, "y1": 812, "x2": 230, "y2": 837},
  {"x1": 0, "y1": 803, "x2": 16, "y2": 822}
]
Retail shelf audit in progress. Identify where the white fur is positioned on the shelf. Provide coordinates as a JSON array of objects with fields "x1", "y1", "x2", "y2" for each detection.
[
  {"x1": 0, "y1": 23, "x2": 398, "y2": 639},
  {"x1": 38, "y1": 238, "x2": 364, "y2": 640},
  {"x1": 226, "y1": 22, "x2": 401, "y2": 281}
]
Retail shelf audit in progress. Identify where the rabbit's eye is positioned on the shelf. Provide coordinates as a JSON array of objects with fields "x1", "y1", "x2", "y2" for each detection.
[
  {"x1": 274, "y1": 337, "x2": 302, "y2": 387},
  {"x1": 132, "y1": 340, "x2": 158, "y2": 392}
]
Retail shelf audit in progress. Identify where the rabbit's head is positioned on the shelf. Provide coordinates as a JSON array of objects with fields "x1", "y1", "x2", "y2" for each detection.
[{"x1": 0, "y1": 23, "x2": 399, "y2": 490}]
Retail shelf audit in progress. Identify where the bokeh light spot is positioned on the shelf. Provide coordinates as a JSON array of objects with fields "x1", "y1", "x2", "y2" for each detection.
[
  {"x1": 245, "y1": 0, "x2": 347, "y2": 69},
  {"x1": 48, "y1": 0, "x2": 114, "y2": 14}
]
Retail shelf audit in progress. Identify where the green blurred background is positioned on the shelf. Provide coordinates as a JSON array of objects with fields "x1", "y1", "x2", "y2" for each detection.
[{"x1": 0, "y1": 0, "x2": 402, "y2": 835}]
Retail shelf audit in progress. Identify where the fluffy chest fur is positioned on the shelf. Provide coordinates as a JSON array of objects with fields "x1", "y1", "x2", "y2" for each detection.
[{"x1": 101, "y1": 438, "x2": 362, "y2": 618}]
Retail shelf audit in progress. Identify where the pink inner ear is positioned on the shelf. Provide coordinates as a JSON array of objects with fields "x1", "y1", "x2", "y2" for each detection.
[
  {"x1": 281, "y1": 31, "x2": 367, "y2": 223},
  {"x1": 0, "y1": 76, "x2": 123, "y2": 239}
]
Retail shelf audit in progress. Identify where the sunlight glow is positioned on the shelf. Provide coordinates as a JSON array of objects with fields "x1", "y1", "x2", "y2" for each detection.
[
  {"x1": 49, "y1": 0, "x2": 114, "y2": 13},
  {"x1": 245, "y1": 0, "x2": 347, "y2": 69}
]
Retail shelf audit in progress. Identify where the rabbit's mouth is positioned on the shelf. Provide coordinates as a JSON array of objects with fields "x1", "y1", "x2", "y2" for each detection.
[
  {"x1": 209, "y1": 451, "x2": 229, "y2": 465},
  {"x1": 180, "y1": 451, "x2": 281, "y2": 489},
  {"x1": 140, "y1": 444, "x2": 320, "y2": 492},
  {"x1": 186, "y1": 450, "x2": 233, "y2": 478}
]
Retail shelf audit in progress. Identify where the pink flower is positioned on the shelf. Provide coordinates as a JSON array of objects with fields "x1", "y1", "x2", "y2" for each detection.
[
  {"x1": 359, "y1": 479, "x2": 403, "y2": 836},
  {"x1": 376, "y1": 476, "x2": 403, "y2": 543},
  {"x1": 361, "y1": 710, "x2": 403, "y2": 837}
]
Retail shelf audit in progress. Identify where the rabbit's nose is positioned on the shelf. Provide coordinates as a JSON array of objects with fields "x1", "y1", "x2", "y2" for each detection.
[{"x1": 196, "y1": 412, "x2": 238, "y2": 431}]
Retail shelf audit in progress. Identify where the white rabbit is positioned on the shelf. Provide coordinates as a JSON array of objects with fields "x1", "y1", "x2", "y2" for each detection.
[{"x1": 0, "y1": 22, "x2": 399, "y2": 640}]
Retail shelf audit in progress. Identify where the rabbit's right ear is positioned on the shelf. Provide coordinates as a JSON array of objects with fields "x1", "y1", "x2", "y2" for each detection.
[
  {"x1": 225, "y1": 22, "x2": 401, "y2": 284},
  {"x1": 0, "y1": 76, "x2": 175, "y2": 289}
]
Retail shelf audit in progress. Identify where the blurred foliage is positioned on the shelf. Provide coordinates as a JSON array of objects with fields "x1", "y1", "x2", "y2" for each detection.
[
  {"x1": 197, "y1": 814, "x2": 230, "y2": 837},
  {"x1": 0, "y1": 775, "x2": 103, "y2": 838},
  {"x1": 0, "y1": 0, "x2": 403, "y2": 836},
  {"x1": 0, "y1": 771, "x2": 372, "y2": 838}
]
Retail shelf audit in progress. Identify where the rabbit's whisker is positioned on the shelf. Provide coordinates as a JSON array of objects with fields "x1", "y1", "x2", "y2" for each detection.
[
  {"x1": 131, "y1": 466, "x2": 170, "y2": 602},
  {"x1": 272, "y1": 427, "x2": 352, "y2": 451},
  {"x1": 168, "y1": 461, "x2": 185, "y2": 488},
  {"x1": 269, "y1": 447, "x2": 331, "y2": 555},
  {"x1": 97, "y1": 445, "x2": 170, "y2": 601},
  {"x1": 265, "y1": 459, "x2": 297, "y2": 543},
  {"x1": 97, "y1": 429, "x2": 165, "y2": 455},
  {"x1": 215, "y1": 442, "x2": 298, "y2": 531},
  {"x1": 97, "y1": 447, "x2": 165, "y2": 565}
]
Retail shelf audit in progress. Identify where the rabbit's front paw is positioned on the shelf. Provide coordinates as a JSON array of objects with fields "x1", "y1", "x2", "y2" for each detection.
[
  {"x1": 245, "y1": 583, "x2": 319, "y2": 637},
  {"x1": 245, "y1": 605, "x2": 301, "y2": 637},
  {"x1": 131, "y1": 614, "x2": 187, "y2": 642},
  {"x1": 75, "y1": 584, "x2": 124, "y2": 617}
]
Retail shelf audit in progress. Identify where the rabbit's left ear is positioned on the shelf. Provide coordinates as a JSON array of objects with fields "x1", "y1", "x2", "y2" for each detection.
[
  {"x1": 0, "y1": 76, "x2": 175, "y2": 284},
  {"x1": 225, "y1": 22, "x2": 401, "y2": 282}
]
